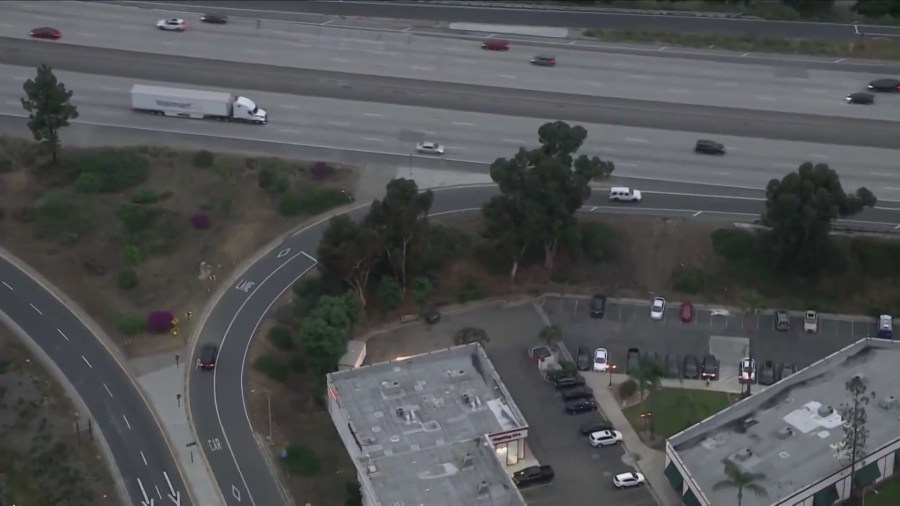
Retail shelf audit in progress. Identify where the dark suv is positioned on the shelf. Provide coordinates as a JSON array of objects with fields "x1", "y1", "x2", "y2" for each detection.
[
  {"x1": 867, "y1": 78, "x2": 900, "y2": 92},
  {"x1": 701, "y1": 354, "x2": 719, "y2": 380},
  {"x1": 590, "y1": 294, "x2": 607, "y2": 318},
  {"x1": 513, "y1": 465, "x2": 554, "y2": 488},
  {"x1": 561, "y1": 385, "x2": 594, "y2": 401},
  {"x1": 197, "y1": 344, "x2": 218, "y2": 370},
  {"x1": 564, "y1": 397, "x2": 598, "y2": 415},
  {"x1": 695, "y1": 139, "x2": 725, "y2": 155},
  {"x1": 554, "y1": 375, "x2": 586, "y2": 390}
]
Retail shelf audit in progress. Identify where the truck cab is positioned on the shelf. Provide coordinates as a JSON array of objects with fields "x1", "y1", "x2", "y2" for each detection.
[{"x1": 234, "y1": 96, "x2": 267, "y2": 123}]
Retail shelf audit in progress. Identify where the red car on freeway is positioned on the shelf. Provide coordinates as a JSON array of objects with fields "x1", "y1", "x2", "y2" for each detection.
[{"x1": 29, "y1": 27, "x2": 61, "y2": 40}]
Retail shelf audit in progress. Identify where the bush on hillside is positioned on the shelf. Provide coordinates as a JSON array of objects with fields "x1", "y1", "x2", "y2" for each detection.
[
  {"x1": 118, "y1": 269, "x2": 139, "y2": 290},
  {"x1": 190, "y1": 212, "x2": 211, "y2": 229},
  {"x1": 192, "y1": 150, "x2": 215, "y2": 168},
  {"x1": 146, "y1": 309, "x2": 175, "y2": 333}
]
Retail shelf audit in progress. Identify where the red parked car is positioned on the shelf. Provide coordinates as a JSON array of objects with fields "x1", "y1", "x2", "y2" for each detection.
[
  {"x1": 680, "y1": 301, "x2": 694, "y2": 323},
  {"x1": 29, "y1": 27, "x2": 61, "y2": 40},
  {"x1": 481, "y1": 39, "x2": 509, "y2": 51}
]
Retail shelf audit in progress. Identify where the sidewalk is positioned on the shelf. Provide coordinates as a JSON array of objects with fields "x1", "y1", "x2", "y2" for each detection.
[{"x1": 131, "y1": 352, "x2": 223, "y2": 505}]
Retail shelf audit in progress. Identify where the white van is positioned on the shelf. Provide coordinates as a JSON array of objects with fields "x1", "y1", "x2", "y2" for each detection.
[{"x1": 609, "y1": 187, "x2": 642, "y2": 202}]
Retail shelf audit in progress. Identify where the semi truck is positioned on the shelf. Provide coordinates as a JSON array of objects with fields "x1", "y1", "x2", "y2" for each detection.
[{"x1": 130, "y1": 84, "x2": 268, "y2": 124}]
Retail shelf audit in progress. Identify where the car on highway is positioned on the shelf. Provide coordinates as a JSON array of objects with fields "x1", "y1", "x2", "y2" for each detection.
[
  {"x1": 774, "y1": 309, "x2": 791, "y2": 331},
  {"x1": 579, "y1": 415, "x2": 613, "y2": 435},
  {"x1": 804, "y1": 310, "x2": 818, "y2": 333},
  {"x1": 589, "y1": 429, "x2": 623, "y2": 447},
  {"x1": 576, "y1": 346, "x2": 592, "y2": 371},
  {"x1": 867, "y1": 78, "x2": 900, "y2": 92},
  {"x1": 200, "y1": 13, "x2": 229, "y2": 24},
  {"x1": 665, "y1": 354, "x2": 680, "y2": 377},
  {"x1": 739, "y1": 357, "x2": 757, "y2": 384},
  {"x1": 701, "y1": 354, "x2": 720, "y2": 380},
  {"x1": 609, "y1": 187, "x2": 642, "y2": 202},
  {"x1": 554, "y1": 375, "x2": 586, "y2": 390},
  {"x1": 530, "y1": 55, "x2": 557, "y2": 67},
  {"x1": 481, "y1": 39, "x2": 509, "y2": 51},
  {"x1": 626, "y1": 347, "x2": 641, "y2": 374},
  {"x1": 680, "y1": 301, "x2": 694, "y2": 323},
  {"x1": 561, "y1": 385, "x2": 594, "y2": 401},
  {"x1": 512, "y1": 465, "x2": 554, "y2": 488},
  {"x1": 415, "y1": 141, "x2": 445, "y2": 155},
  {"x1": 695, "y1": 139, "x2": 725, "y2": 155},
  {"x1": 759, "y1": 360, "x2": 777, "y2": 385},
  {"x1": 593, "y1": 347, "x2": 610, "y2": 372},
  {"x1": 29, "y1": 27, "x2": 61, "y2": 39},
  {"x1": 779, "y1": 362, "x2": 798, "y2": 380},
  {"x1": 589, "y1": 294, "x2": 607, "y2": 318},
  {"x1": 683, "y1": 354, "x2": 700, "y2": 379},
  {"x1": 196, "y1": 343, "x2": 218, "y2": 370},
  {"x1": 157, "y1": 18, "x2": 188, "y2": 31},
  {"x1": 564, "y1": 397, "x2": 598, "y2": 415},
  {"x1": 613, "y1": 472, "x2": 646, "y2": 489},
  {"x1": 845, "y1": 92, "x2": 874, "y2": 105},
  {"x1": 650, "y1": 297, "x2": 666, "y2": 320}
]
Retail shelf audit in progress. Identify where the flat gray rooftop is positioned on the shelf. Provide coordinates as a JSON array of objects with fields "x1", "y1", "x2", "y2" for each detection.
[
  {"x1": 329, "y1": 343, "x2": 527, "y2": 506},
  {"x1": 670, "y1": 338, "x2": 900, "y2": 506}
]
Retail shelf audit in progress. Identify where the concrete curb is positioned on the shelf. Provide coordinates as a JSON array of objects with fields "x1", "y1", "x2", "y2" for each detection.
[{"x1": 0, "y1": 247, "x2": 195, "y2": 506}]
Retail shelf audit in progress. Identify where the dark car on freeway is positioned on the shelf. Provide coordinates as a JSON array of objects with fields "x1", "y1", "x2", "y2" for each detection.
[
  {"x1": 683, "y1": 354, "x2": 700, "y2": 379},
  {"x1": 565, "y1": 397, "x2": 598, "y2": 415},
  {"x1": 196, "y1": 343, "x2": 218, "y2": 370},
  {"x1": 695, "y1": 139, "x2": 725, "y2": 155},
  {"x1": 513, "y1": 465, "x2": 554, "y2": 488},
  {"x1": 868, "y1": 78, "x2": 900, "y2": 92},
  {"x1": 200, "y1": 13, "x2": 229, "y2": 24},
  {"x1": 576, "y1": 346, "x2": 592, "y2": 371},
  {"x1": 701, "y1": 354, "x2": 720, "y2": 380},
  {"x1": 665, "y1": 354, "x2": 680, "y2": 378},
  {"x1": 561, "y1": 385, "x2": 594, "y2": 401},
  {"x1": 779, "y1": 362, "x2": 798, "y2": 380},
  {"x1": 29, "y1": 27, "x2": 61, "y2": 39},
  {"x1": 846, "y1": 92, "x2": 874, "y2": 105},
  {"x1": 626, "y1": 347, "x2": 641, "y2": 374},
  {"x1": 590, "y1": 294, "x2": 607, "y2": 318},
  {"x1": 554, "y1": 375, "x2": 586, "y2": 390},
  {"x1": 759, "y1": 360, "x2": 777, "y2": 385},
  {"x1": 530, "y1": 55, "x2": 557, "y2": 66},
  {"x1": 579, "y1": 415, "x2": 613, "y2": 435}
]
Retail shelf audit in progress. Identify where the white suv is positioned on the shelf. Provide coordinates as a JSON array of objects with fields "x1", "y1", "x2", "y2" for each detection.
[
  {"x1": 589, "y1": 430, "x2": 623, "y2": 447},
  {"x1": 804, "y1": 310, "x2": 818, "y2": 333},
  {"x1": 157, "y1": 18, "x2": 187, "y2": 31},
  {"x1": 609, "y1": 187, "x2": 642, "y2": 202},
  {"x1": 613, "y1": 472, "x2": 646, "y2": 489}
]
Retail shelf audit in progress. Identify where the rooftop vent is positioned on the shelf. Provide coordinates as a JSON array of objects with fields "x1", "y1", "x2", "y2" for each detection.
[
  {"x1": 733, "y1": 448, "x2": 753, "y2": 462},
  {"x1": 462, "y1": 393, "x2": 471, "y2": 405},
  {"x1": 396, "y1": 407, "x2": 405, "y2": 418},
  {"x1": 775, "y1": 427, "x2": 795, "y2": 440},
  {"x1": 462, "y1": 453, "x2": 474, "y2": 468},
  {"x1": 740, "y1": 417, "x2": 759, "y2": 432},
  {"x1": 367, "y1": 464, "x2": 378, "y2": 475},
  {"x1": 477, "y1": 481, "x2": 489, "y2": 496},
  {"x1": 817, "y1": 405, "x2": 834, "y2": 417},
  {"x1": 446, "y1": 369, "x2": 466, "y2": 378},
  {"x1": 382, "y1": 380, "x2": 401, "y2": 389},
  {"x1": 778, "y1": 451, "x2": 790, "y2": 459},
  {"x1": 878, "y1": 395, "x2": 898, "y2": 410}
]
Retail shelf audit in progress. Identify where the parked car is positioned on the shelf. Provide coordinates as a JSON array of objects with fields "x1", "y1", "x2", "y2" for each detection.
[
  {"x1": 774, "y1": 310, "x2": 791, "y2": 331},
  {"x1": 576, "y1": 346, "x2": 592, "y2": 371},
  {"x1": 589, "y1": 430, "x2": 623, "y2": 447},
  {"x1": 779, "y1": 362, "x2": 798, "y2": 380},
  {"x1": 878, "y1": 314, "x2": 893, "y2": 339},
  {"x1": 613, "y1": 472, "x2": 646, "y2": 489},
  {"x1": 868, "y1": 78, "x2": 900, "y2": 92},
  {"x1": 739, "y1": 357, "x2": 757, "y2": 384},
  {"x1": 424, "y1": 307, "x2": 441, "y2": 324},
  {"x1": 680, "y1": 301, "x2": 694, "y2": 323},
  {"x1": 579, "y1": 415, "x2": 613, "y2": 435},
  {"x1": 590, "y1": 294, "x2": 607, "y2": 318},
  {"x1": 701, "y1": 354, "x2": 720, "y2": 380},
  {"x1": 626, "y1": 348, "x2": 641, "y2": 374},
  {"x1": 846, "y1": 92, "x2": 874, "y2": 104},
  {"x1": 415, "y1": 141, "x2": 445, "y2": 155},
  {"x1": 683, "y1": 354, "x2": 700, "y2": 379},
  {"x1": 200, "y1": 13, "x2": 228, "y2": 24},
  {"x1": 759, "y1": 360, "x2": 777, "y2": 385},
  {"x1": 530, "y1": 54, "x2": 557, "y2": 66},
  {"x1": 650, "y1": 297, "x2": 666, "y2": 321},
  {"x1": 481, "y1": 39, "x2": 509, "y2": 50},
  {"x1": 157, "y1": 18, "x2": 187, "y2": 31},
  {"x1": 512, "y1": 465, "x2": 554, "y2": 488},
  {"x1": 560, "y1": 385, "x2": 594, "y2": 401},
  {"x1": 554, "y1": 375, "x2": 586, "y2": 390},
  {"x1": 29, "y1": 27, "x2": 62, "y2": 39},
  {"x1": 695, "y1": 139, "x2": 725, "y2": 155},
  {"x1": 196, "y1": 344, "x2": 218, "y2": 370},
  {"x1": 564, "y1": 397, "x2": 598, "y2": 415},
  {"x1": 804, "y1": 310, "x2": 818, "y2": 333},
  {"x1": 593, "y1": 347, "x2": 610, "y2": 372},
  {"x1": 665, "y1": 354, "x2": 680, "y2": 378}
]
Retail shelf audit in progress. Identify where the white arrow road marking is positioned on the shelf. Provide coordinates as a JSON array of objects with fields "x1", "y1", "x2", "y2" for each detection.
[
  {"x1": 163, "y1": 471, "x2": 181, "y2": 505},
  {"x1": 137, "y1": 478, "x2": 153, "y2": 506}
]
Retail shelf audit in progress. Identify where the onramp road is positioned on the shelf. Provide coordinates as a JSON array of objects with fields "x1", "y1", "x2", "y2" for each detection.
[{"x1": 0, "y1": 254, "x2": 192, "y2": 506}]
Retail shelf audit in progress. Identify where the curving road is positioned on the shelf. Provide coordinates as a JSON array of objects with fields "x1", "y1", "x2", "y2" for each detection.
[
  {"x1": 2, "y1": 2, "x2": 898, "y2": 120},
  {"x1": 0, "y1": 255, "x2": 192, "y2": 506}
]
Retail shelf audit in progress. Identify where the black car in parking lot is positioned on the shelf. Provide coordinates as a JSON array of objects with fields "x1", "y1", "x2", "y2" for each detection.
[
  {"x1": 701, "y1": 354, "x2": 720, "y2": 380},
  {"x1": 665, "y1": 354, "x2": 680, "y2": 377},
  {"x1": 565, "y1": 397, "x2": 598, "y2": 415},
  {"x1": 590, "y1": 294, "x2": 607, "y2": 318},
  {"x1": 554, "y1": 375, "x2": 586, "y2": 390},
  {"x1": 626, "y1": 347, "x2": 641, "y2": 373},
  {"x1": 759, "y1": 360, "x2": 777, "y2": 385},
  {"x1": 576, "y1": 346, "x2": 592, "y2": 371},
  {"x1": 561, "y1": 385, "x2": 594, "y2": 401},
  {"x1": 683, "y1": 354, "x2": 700, "y2": 379},
  {"x1": 513, "y1": 465, "x2": 555, "y2": 488},
  {"x1": 579, "y1": 415, "x2": 613, "y2": 435}
]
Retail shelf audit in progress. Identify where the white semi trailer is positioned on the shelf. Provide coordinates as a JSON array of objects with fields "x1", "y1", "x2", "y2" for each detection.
[{"x1": 130, "y1": 84, "x2": 267, "y2": 124}]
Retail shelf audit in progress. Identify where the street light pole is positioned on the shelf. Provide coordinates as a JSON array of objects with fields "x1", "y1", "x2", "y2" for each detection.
[{"x1": 608, "y1": 364, "x2": 617, "y2": 388}]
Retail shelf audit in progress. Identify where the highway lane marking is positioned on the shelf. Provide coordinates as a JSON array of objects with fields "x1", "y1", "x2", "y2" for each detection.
[
  {"x1": 29, "y1": 303, "x2": 43, "y2": 315},
  {"x1": 100, "y1": 86, "x2": 122, "y2": 92},
  {"x1": 162, "y1": 41, "x2": 177, "y2": 46},
  {"x1": 628, "y1": 74, "x2": 652, "y2": 79},
  {"x1": 4, "y1": 100, "x2": 21, "y2": 107},
  {"x1": 624, "y1": 137, "x2": 649, "y2": 144},
  {"x1": 869, "y1": 172, "x2": 895, "y2": 177},
  {"x1": 103, "y1": 383, "x2": 113, "y2": 397},
  {"x1": 140, "y1": 450, "x2": 148, "y2": 466},
  {"x1": 445, "y1": 146, "x2": 468, "y2": 151},
  {"x1": 498, "y1": 74, "x2": 517, "y2": 79},
  {"x1": 363, "y1": 137, "x2": 385, "y2": 142},
  {"x1": 712, "y1": 171, "x2": 731, "y2": 176},
  {"x1": 693, "y1": 211, "x2": 703, "y2": 217},
  {"x1": 137, "y1": 478, "x2": 151, "y2": 506},
  {"x1": 122, "y1": 414, "x2": 132, "y2": 430},
  {"x1": 452, "y1": 58, "x2": 476, "y2": 64},
  {"x1": 301, "y1": 251, "x2": 318, "y2": 263},
  {"x1": 156, "y1": 485, "x2": 163, "y2": 499},
  {"x1": 808, "y1": 153, "x2": 830, "y2": 159},
  {"x1": 57, "y1": 329, "x2": 69, "y2": 341},
  {"x1": 753, "y1": 95, "x2": 778, "y2": 101},
  {"x1": 82, "y1": 355, "x2": 93, "y2": 368},
  {"x1": 363, "y1": 113, "x2": 383, "y2": 117},
  {"x1": 277, "y1": 105, "x2": 300, "y2": 110},
  {"x1": 714, "y1": 82, "x2": 739, "y2": 87},
  {"x1": 1, "y1": 281, "x2": 11, "y2": 290},
  {"x1": 411, "y1": 66, "x2": 434, "y2": 71},
  {"x1": 331, "y1": 58, "x2": 351, "y2": 63},
  {"x1": 327, "y1": 121, "x2": 350, "y2": 127},
  {"x1": 741, "y1": 52, "x2": 751, "y2": 57},
  {"x1": 589, "y1": 82, "x2": 604, "y2": 87},
  {"x1": 668, "y1": 88, "x2": 690, "y2": 95},
  {"x1": 277, "y1": 128, "x2": 301, "y2": 134},
  {"x1": 163, "y1": 471, "x2": 181, "y2": 504},
  {"x1": 451, "y1": 121, "x2": 474, "y2": 126},
  {"x1": 243, "y1": 49, "x2": 266, "y2": 55},
  {"x1": 503, "y1": 139, "x2": 526, "y2": 144},
  {"x1": 74, "y1": 33, "x2": 99, "y2": 38}
]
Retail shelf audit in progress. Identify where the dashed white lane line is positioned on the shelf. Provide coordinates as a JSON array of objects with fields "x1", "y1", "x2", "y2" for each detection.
[
  {"x1": 327, "y1": 121, "x2": 350, "y2": 127},
  {"x1": 624, "y1": 137, "x2": 649, "y2": 144},
  {"x1": 362, "y1": 112, "x2": 383, "y2": 117},
  {"x1": 588, "y1": 82, "x2": 604, "y2": 87},
  {"x1": 278, "y1": 104, "x2": 300, "y2": 110},
  {"x1": 278, "y1": 128, "x2": 301, "y2": 134},
  {"x1": 123, "y1": 415, "x2": 132, "y2": 430},
  {"x1": 411, "y1": 65, "x2": 433, "y2": 71},
  {"x1": 140, "y1": 451, "x2": 148, "y2": 466},
  {"x1": 155, "y1": 485, "x2": 162, "y2": 499},
  {"x1": 693, "y1": 211, "x2": 703, "y2": 217},
  {"x1": 243, "y1": 49, "x2": 265, "y2": 55},
  {"x1": 498, "y1": 74, "x2": 517, "y2": 79},
  {"x1": 1, "y1": 281, "x2": 12, "y2": 290},
  {"x1": 82, "y1": 356, "x2": 93, "y2": 368},
  {"x1": 331, "y1": 58, "x2": 351, "y2": 63},
  {"x1": 100, "y1": 86, "x2": 121, "y2": 92},
  {"x1": 503, "y1": 138, "x2": 527, "y2": 144},
  {"x1": 451, "y1": 121, "x2": 474, "y2": 126},
  {"x1": 103, "y1": 384, "x2": 114, "y2": 397},
  {"x1": 808, "y1": 153, "x2": 830, "y2": 159},
  {"x1": 362, "y1": 137, "x2": 384, "y2": 142},
  {"x1": 753, "y1": 95, "x2": 778, "y2": 101},
  {"x1": 29, "y1": 303, "x2": 43, "y2": 315},
  {"x1": 57, "y1": 329, "x2": 69, "y2": 341}
]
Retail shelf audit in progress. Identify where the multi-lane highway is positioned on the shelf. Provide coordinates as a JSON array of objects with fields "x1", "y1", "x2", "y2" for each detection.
[{"x1": 2, "y1": 2, "x2": 899, "y2": 120}]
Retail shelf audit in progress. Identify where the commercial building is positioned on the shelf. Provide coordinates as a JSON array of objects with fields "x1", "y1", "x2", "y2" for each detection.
[
  {"x1": 665, "y1": 338, "x2": 900, "y2": 506},
  {"x1": 326, "y1": 343, "x2": 530, "y2": 506}
]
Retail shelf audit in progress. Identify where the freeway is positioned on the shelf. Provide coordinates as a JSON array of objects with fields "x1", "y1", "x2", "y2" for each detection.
[
  {"x1": 3, "y1": 2, "x2": 898, "y2": 120},
  {"x1": 1, "y1": 65, "x2": 897, "y2": 198},
  {"x1": 1, "y1": 42, "x2": 898, "y2": 150},
  {"x1": 123, "y1": 0, "x2": 900, "y2": 40},
  {"x1": 0, "y1": 255, "x2": 192, "y2": 506}
]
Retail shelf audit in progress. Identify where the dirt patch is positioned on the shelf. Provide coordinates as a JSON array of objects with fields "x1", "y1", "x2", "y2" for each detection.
[
  {"x1": 0, "y1": 327, "x2": 118, "y2": 504},
  {"x1": 0, "y1": 136, "x2": 356, "y2": 357}
]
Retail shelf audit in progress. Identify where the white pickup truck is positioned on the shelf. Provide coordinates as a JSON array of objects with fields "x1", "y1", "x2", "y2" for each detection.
[{"x1": 130, "y1": 84, "x2": 267, "y2": 124}]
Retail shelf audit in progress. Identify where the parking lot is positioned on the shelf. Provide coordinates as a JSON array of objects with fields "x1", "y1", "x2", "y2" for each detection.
[{"x1": 542, "y1": 296, "x2": 883, "y2": 385}]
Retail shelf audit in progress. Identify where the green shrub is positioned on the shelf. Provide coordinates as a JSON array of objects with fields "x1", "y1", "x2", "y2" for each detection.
[
  {"x1": 34, "y1": 195, "x2": 94, "y2": 240},
  {"x1": 123, "y1": 244, "x2": 142, "y2": 266},
  {"x1": 0, "y1": 153, "x2": 15, "y2": 173},
  {"x1": 116, "y1": 315, "x2": 145, "y2": 336},
  {"x1": 277, "y1": 187, "x2": 350, "y2": 217},
  {"x1": 711, "y1": 228, "x2": 756, "y2": 262},
  {"x1": 619, "y1": 378, "x2": 638, "y2": 399},
  {"x1": 253, "y1": 355, "x2": 289, "y2": 382},
  {"x1": 130, "y1": 211, "x2": 181, "y2": 256},
  {"x1": 131, "y1": 188, "x2": 160, "y2": 205},
  {"x1": 118, "y1": 269, "x2": 139, "y2": 290},
  {"x1": 375, "y1": 277, "x2": 402, "y2": 312},
  {"x1": 344, "y1": 481, "x2": 362, "y2": 506},
  {"x1": 116, "y1": 204, "x2": 160, "y2": 234},
  {"x1": 579, "y1": 221, "x2": 618, "y2": 264},
  {"x1": 457, "y1": 276, "x2": 486, "y2": 303},
  {"x1": 849, "y1": 238, "x2": 900, "y2": 278},
  {"x1": 288, "y1": 353, "x2": 307, "y2": 373},
  {"x1": 550, "y1": 269, "x2": 572, "y2": 284},
  {"x1": 266, "y1": 326, "x2": 294, "y2": 351},
  {"x1": 62, "y1": 151, "x2": 150, "y2": 192},
  {"x1": 670, "y1": 266, "x2": 707, "y2": 294},
  {"x1": 192, "y1": 150, "x2": 215, "y2": 168},
  {"x1": 74, "y1": 171, "x2": 104, "y2": 193},
  {"x1": 282, "y1": 443, "x2": 320, "y2": 476},
  {"x1": 257, "y1": 166, "x2": 289, "y2": 193}
]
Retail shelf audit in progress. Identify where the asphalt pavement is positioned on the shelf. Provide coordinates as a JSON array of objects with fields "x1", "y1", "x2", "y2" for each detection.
[
  {"x1": 0, "y1": 252, "x2": 192, "y2": 506},
  {"x1": 121, "y1": 0, "x2": 900, "y2": 40}
]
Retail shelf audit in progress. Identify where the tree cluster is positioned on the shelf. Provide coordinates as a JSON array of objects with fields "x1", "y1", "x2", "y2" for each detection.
[
  {"x1": 852, "y1": 0, "x2": 899, "y2": 18},
  {"x1": 21, "y1": 64, "x2": 78, "y2": 163}
]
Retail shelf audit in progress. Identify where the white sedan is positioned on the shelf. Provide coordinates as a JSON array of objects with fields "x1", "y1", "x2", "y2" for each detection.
[
  {"x1": 157, "y1": 18, "x2": 187, "y2": 31},
  {"x1": 650, "y1": 297, "x2": 666, "y2": 320},
  {"x1": 592, "y1": 347, "x2": 609, "y2": 372},
  {"x1": 415, "y1": 141, "x2": 445, "y2": 155},
  {"x1": 613, "y1": 472, "x2": 646, "y2": 489}
]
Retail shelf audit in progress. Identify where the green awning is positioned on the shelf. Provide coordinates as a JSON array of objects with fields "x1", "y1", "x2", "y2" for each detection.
[
  {"x1": 853, "y1": 461, "x2": 881, "y2": 487},
  {"x1": 812, "y1": 484, "x2": 839, "y2": 506},
  {"x1": 683, "y1": 488, "x2": 701, "y2": 506},
  {"x1": 665, "y1": 462, "x2": 684, "y2": 491}
]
